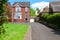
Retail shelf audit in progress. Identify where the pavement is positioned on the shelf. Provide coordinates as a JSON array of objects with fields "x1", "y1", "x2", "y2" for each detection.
[
  {"x1": 29, "y1": 22, "x2": 60, "y2": 40},
  {"x1": 24, "y1": 25, "x2": 32, "y2": 40}
]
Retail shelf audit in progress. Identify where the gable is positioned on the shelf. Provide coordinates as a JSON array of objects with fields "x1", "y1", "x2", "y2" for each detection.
[
  {"x1": 14, "y1": 3, "x2": 20, "y2": 7},
  {"x1": 13, "y1": 2, "x2": 30, "y2": 7}
]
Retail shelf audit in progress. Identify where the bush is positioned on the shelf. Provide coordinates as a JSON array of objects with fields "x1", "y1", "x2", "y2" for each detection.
[
  {"x1": 41, "y1": 14, "x2": 49, "y2": 22},
  {"x1": 0, "y1": 25, "x2": 5, "y2": 34},
  {"x1": 41, "y1": 13, "x2": 60, "y2": 29}
]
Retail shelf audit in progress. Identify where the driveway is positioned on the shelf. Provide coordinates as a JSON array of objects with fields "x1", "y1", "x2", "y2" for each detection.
[{"x1": 29, "y1": 22, "x2": 60, "y2": 40}]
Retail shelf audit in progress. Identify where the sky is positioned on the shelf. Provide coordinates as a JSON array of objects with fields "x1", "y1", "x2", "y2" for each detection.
[
  {"x1": 8, "y1": 0, "x2": 52, "y2": 5},
  {"x1": 8, "y1": 0, "x2": 60, "y2": 10}
]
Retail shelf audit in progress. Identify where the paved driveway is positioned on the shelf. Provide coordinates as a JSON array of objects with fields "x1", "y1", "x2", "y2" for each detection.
[{"x1": 29, "y1": 22, "x2": 60, "y2": 40}]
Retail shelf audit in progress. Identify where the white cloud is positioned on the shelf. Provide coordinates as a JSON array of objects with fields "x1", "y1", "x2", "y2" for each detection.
[{"x1": 31, "y1": 2, "x2": 49, "y2": 10}]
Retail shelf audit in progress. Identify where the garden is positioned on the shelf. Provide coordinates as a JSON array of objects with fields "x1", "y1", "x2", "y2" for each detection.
[{"x1": 0, "y1": 23, "x2": 29, "y2": 40}]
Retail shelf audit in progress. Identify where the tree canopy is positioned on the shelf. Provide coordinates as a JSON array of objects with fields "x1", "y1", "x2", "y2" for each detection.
[
  {"x1": 0, "y1": 0, "x2": 8, "y2": 35},
  {"x1": 30, "y1": 8, "x2": 36, "y2": 16},
  {"x1": 0, "y1": 0, "x2": 8, "y2": 25}
]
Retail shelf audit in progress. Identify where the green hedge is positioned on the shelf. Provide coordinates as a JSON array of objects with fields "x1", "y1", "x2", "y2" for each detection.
[{"x1": 41, "y1": 13, "x2": 60, "y2": 29}]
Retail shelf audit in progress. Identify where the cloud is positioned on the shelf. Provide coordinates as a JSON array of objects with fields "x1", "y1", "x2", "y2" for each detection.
[{"x1": 31, "y1": 2, "x2": 49, "y2": 10}]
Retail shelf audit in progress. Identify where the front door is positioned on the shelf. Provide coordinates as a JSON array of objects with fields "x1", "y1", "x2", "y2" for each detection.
[{"x1": 25, "y1": 14, "x2": 28, "y2": 22}]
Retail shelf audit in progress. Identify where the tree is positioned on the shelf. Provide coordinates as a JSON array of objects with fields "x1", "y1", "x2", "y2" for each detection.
[
  {"x1": 0, "y1": 0, "x2": 8, "y2": 34},
  {"x1": 30, "y1": 8, "x2": 36, "y2": 16}
]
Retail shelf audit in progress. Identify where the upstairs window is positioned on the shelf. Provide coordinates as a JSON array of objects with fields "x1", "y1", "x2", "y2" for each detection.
[
  {"x1": 25, "y1": 7, "x2": 28, "y2": 12},
  {"x1": 16, "y1": 7, "x2": 21, "y2": 12}
]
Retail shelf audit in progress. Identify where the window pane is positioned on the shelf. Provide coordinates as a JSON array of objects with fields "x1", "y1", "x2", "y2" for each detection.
[
  {"x1": 14, "y1": 13, "x2": 22, "y2": 19},
  {"x1": 25, "y1": 7, "x2": 28, "y2": 12},
  {"x1": 16, "y1": 7, "x2": 21, "y2": 12},
  {"x1": 25, "y1": 14, "x2": 28, "y2": 18}
]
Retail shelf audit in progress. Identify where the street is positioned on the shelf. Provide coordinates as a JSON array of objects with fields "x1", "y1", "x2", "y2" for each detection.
[{"x1": 29, "y1": 22, "x2": 60, "y2": 40}]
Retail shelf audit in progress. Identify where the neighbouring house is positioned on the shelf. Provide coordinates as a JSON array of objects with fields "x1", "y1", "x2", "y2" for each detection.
[
  {"x1": 37, "y1": 1, "x2": 60, "y2": 15},
  {"x1": 35, "y1": 6, "x2": 49, "y2": 16},
  {"x1": 35, "y1": 10, "x2": 38, "y2": 15},
  {"x1": 35, "y1": 1, "x2": 60, "y2": 22},
  {"x1": 42, "y1": 6, "x2": 49, "y2": 13},
  {"x1": 35, "y1": 8, "x2": 40, "y2": 15},
  {"x1": 35, "y1": 9, "x2": 43, "y2": 15},
  {"x1": 6, "y1": 2, "x2": 30, "y2": 22}
]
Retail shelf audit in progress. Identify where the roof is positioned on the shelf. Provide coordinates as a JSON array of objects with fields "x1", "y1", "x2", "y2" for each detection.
[
  {"x1": 50, "y1": 1, "x2": 60, "y2": 5},
  {"x1": 13, "y1": 2, "x2": 30, "y2": 7},
  {"x1": 50, "y1": 1, "x2": 60, "y2": 12},
  {"x1": 42, "y1": 6, "x2": 49, "y2": 13}
]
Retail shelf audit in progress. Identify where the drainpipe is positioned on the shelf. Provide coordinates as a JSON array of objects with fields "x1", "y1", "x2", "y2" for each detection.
[{"x1": 12, "y1": 9, "x2": 14, "y2": 23}]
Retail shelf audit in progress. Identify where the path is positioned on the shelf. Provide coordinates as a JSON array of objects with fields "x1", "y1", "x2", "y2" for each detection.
[{"x1": 24, "y1": 25, "x2": 32, "y2": 40}]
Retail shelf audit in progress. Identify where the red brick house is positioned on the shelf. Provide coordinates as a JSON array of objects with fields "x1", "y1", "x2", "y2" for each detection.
[{"x1": 7, "y1": 2, "x2": 30, "y2": 22}]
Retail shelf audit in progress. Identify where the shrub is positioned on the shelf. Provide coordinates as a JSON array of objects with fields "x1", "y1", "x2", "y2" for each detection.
[
  {"x1": 0, "y1": 0, "x2": 8, "y2": 35},
  {"x1": 41, "y1": 13, "x2": 60, "y2": 29},
  {"x1": 41, "y1": 14, "x2": 49, "y2": 22}
]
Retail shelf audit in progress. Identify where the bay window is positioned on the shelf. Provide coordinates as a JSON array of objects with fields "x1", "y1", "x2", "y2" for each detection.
[{"x1": 14, "y1": 13, "x2": 22, "y2": 19}]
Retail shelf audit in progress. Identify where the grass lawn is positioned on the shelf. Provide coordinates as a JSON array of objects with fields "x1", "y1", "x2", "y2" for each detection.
[{"x1": 1, "y1": 23, "x2": 29, "y2": 40}]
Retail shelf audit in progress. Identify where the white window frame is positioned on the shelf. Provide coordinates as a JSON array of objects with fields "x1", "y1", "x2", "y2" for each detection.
[
  {"x1": 15, "y1": 6, "x2": 21, "y2": 12},
  {"x1": 14, "y1": 13, "x2": 22, "y2": 19},
  {"x1": 25, "y1": 7, "x2": 28, "y2": 12}
]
